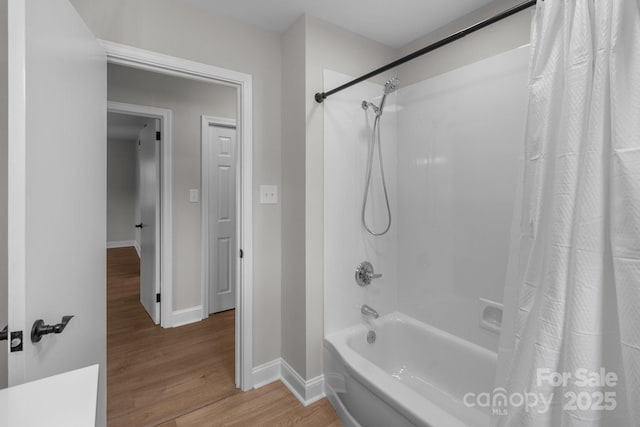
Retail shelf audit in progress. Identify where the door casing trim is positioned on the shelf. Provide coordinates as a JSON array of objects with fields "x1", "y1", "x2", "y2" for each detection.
[{"x1": 101, "y1": 41, "x2": 254, "y2": 391}]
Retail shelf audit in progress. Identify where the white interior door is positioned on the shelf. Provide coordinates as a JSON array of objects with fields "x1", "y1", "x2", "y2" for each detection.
[
  {"x1": 206, "y1": 123, "x2": 237, "y2": 314},
  {"x1": 139, "y1": 119, "x2": 160, "y2": 324},
  {"x1": 7, "y1": 0, "x2": 107, "y2": 425}
]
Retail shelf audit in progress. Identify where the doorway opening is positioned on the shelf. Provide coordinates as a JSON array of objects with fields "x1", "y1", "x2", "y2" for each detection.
[
  {"x1": 103, "y1": 43, "x2": 253, "y2": 425},
  {"x1": 107, "y1": 107, "x2": 164, "y2": 326}
]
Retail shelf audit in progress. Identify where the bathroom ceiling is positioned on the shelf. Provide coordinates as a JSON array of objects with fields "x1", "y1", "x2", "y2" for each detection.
[{"x1": 183, "y1": 0, "x2": 495, "y2": 48}]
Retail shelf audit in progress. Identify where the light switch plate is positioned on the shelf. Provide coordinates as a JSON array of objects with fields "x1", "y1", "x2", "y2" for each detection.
[
  {"x1": 260, "y1": 185, "x2": 278, "y2": 204},
  {"x1": 189, "y1": 189, "x2": 199, "y2": 203}
]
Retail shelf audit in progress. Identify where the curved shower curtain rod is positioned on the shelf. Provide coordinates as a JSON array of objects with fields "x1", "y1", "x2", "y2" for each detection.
[{"x1": 314, "y1": 0, "x2": 537, "y2": 103}]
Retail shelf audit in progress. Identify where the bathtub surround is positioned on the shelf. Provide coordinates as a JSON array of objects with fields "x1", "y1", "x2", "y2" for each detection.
[
  {"x1": 322, "y1": 44, "x2": 529, "y2": 425},
  {"x1": 323, "y1": 70, "x2": 398, "y2": 336},
  {"x1": 396, "y1": 46, "x2": 529, "y2": 352},
  {"x1": 306, "y1": 0, "x2": 531, "y2": 385},
  {"x1": 323, "y1": 45, "x2": 529, "y2": 346}
]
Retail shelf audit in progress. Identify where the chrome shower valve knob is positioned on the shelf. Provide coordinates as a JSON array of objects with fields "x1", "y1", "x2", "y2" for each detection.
[{"x1": 355, "y1": 261, "x2": 382, "y2": 287}]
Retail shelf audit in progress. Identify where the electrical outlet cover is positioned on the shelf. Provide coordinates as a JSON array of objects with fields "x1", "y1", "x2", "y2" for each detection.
[{"x1": 260, "y1": 185, "x2": 278, "y2": 204}]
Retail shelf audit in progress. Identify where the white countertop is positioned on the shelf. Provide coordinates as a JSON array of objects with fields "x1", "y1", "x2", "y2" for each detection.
[{"x1": 0, "y1": 365, "x2": 99, "y2": 427}]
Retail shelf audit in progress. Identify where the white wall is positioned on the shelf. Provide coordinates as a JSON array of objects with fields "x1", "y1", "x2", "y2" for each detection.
[
  {"x1": 107, "y1": 139, "x2": 137, "y2": 243},
  {"x1": 0, "y1": 0, "x2": 7, "y2": 390},
  {"x1": 70, "y1": 0, "x2": 282, "y2": 367},
  {"x1": 396, "y1": 46, "x2": 529, "y2": 351},
  {"x1": 323, "y1": 70, "x2": 398, "y2": 336},
  {"x1": 107, "y1": 64, "x2": 237, "y2": 312}
]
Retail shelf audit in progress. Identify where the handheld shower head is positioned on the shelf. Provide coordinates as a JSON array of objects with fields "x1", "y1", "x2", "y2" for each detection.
[
  {"x1": 377, "y1": 78, "x2": 400, "y2": 116},
  {"x1": 361, "y1": 77, "x2": 400, "y2": 117},
  {"x1": 384, "y1": 78, "x2": 400, "y2": 95}
]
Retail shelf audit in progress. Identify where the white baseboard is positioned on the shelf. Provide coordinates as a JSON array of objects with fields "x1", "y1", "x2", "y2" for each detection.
[
  {"x1": 107, "y1": 240, "x2": 136, "y2": 249},
  {"x1": 254, "y1": 358, "x2": 324, "y2": 406},
  {"x1": 170, "y1": 306, "x2": 204, "y2": 328},
  {"x1": 304, "y1": 374, "x2": 326, "y2": 405},
  {"x1": 134, "y1": 241, "x2": 141, "y2": 258},
  {"x1": 252, "y1": 359, "x2": 281, "y2": 389}
]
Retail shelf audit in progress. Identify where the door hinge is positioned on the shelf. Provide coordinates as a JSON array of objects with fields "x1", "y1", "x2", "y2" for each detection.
[
  {"x1": 239, "y1": 249, "x2": 244, "y2": 259},
  {"x1": 156, "y1": 293, "x2": 161, "y2": 303},
  {"x1": 10, "y1": 331, "x2": 23, "y2": 352},
  {"x1": 156, "y1": 131, "x2": 161, "y2": 140}
]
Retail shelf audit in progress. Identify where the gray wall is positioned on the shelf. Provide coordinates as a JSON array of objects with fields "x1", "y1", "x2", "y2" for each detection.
[
  {"x1": 281, "y1": 17, "x2": 307, "y2": 378},
  {"x1": 0, "y1": 0, "x2": 7, "y2": 390},
  {"x1": 70, "y1": 0, "x2": 283, "y2": 366},
  {"x1": 281, "y1": 15, "x2": 396, "y2": 380},
  {"x1": 107, "y1": 139, "x2": 137, "y2": 243},
  {"x1": 398, "y1": 0, "x2": 531, "y2": 84},
  {"x1": 108, "y1": 63, "x2": 237, "y2": 312}
]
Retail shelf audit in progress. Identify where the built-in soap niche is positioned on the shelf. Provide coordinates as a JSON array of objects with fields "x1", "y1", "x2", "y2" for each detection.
[{"x1": 479, "y1": 298, "x2": 503, "y2": 334}]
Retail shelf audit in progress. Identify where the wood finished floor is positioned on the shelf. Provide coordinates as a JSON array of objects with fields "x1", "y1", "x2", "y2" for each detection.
[{"x1": 107, "y1": 247, "x2": 341, "y2": 426}]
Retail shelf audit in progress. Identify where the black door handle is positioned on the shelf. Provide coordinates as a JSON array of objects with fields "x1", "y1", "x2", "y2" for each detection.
[
  {"x1": 31, "y1": 315, "x2": 74, "y2": 343},
  {"x1": 0, "y1": 325, "x2": 7, "y2": 341},
  {"x1": 135, "y1": 223, "x2": 144, "y2": 229}
]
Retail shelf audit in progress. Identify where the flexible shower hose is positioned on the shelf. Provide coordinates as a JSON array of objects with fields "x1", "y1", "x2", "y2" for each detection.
[{"x1": 362, "y1": 113, "x2": 392, "y2": 236}]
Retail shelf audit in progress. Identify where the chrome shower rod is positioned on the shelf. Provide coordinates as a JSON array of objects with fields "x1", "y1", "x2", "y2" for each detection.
[{"x1": 314, "y1": 0, "x2": 537, "y2": 103}]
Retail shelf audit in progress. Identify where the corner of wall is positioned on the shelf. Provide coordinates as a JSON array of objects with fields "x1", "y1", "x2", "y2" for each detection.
[
  {"x1": 280, "y1": 14, "x2": 308, "y2": 379},
  {"x1": 252, "y1": 358, "x2": 325, "y2": 407},
  {"x1": 303, "y1": 15, "x2": 397, "y2": 381}
]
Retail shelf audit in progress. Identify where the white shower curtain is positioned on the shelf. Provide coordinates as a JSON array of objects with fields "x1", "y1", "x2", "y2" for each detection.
[{"x1": 497, "y1": 1, "x2": 640, "y2": 426}]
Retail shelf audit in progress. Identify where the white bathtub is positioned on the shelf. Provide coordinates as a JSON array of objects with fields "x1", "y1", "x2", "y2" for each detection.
[{"x1": 324, "y1": 312, "x2": 497, "y2": 427}]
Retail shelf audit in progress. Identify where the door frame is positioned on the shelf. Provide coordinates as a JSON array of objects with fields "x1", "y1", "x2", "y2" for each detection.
[
  {"x1": 101, "y1": 42, "x2": 254, "y2": 391},
  {"x1": 107, "y1": 102, "x2": 169, "y2": 326},
  {"x1": 200, "y1": 116, "x2": 237, "y2": 317}
]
